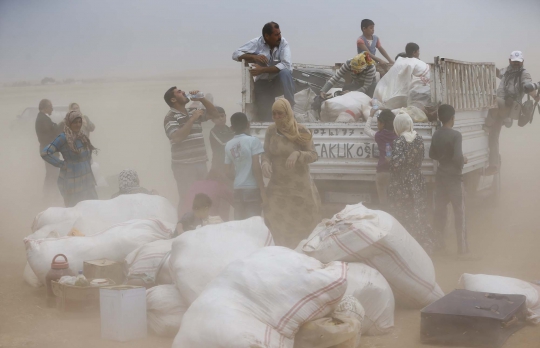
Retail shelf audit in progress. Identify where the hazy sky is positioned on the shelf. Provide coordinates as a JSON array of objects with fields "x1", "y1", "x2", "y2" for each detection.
[{"x1": 1, "y1": 0, "x2": 539, "y2": 82}]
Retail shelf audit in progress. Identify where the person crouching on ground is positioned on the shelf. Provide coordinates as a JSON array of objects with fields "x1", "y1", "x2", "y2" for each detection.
[
  {"x1": 225, "y1": 112, "x2": 266, "y2": 220},
  {"x1": 176, "y1": 193, "x2": 213, "y2": 236},
  {"x1": 111, "y1": 169, "x2": 157, "y2": 198},
  {"x1": 364, "y1": 108, "x2": 397, "y2": 209},
  {"x1": 262, "y1": 99, "x2": 321, "y2": 249},
  {"x1": 429, "y1": 105, "x2": 480, "y2": 261},
  {"x1": 388, "y1": 112, "x2": 435, "y2": 254},
  {"x1": 41, "y1": 111, "x2": 98, "y2": 207}
]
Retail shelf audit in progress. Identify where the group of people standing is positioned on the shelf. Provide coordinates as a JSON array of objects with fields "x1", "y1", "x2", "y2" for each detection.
[
  {"x1": 34, "y1": 18, "x2": 538, "y2": 259},
  {"x1": 164, "y1": 86, "x2": 320, "y2": 249}
]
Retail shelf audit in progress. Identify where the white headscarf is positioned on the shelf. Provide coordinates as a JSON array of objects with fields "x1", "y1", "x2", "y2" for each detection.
[{"x1": 393, "y1": 112, "x2": 417, "y2": 143}]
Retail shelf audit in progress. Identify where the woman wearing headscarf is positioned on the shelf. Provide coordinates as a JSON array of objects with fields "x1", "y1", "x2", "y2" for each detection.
[
  {"x1": 68, "y1": 103, "x2": 95, "y2": 138},
  {"x1": 41, "y1": 111, "x2": 98, "y2": 207},
  {"x1": 388, "y1": 112, "x2": 435, "y2": 254},
  {"x1": 319, "y1": 52, "x2": 377, "y2": 97},
  {"x1": 111, "y1": 169, "x2": 156, "y2": 198},
  {"x1": 262, "y1": 99, "x2": 321, "y2": 248}
]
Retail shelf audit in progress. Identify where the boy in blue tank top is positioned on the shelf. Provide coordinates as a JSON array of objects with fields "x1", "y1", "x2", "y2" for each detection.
[{"x1": 357, "y1": 19, "x2": 393, "y2": 66}]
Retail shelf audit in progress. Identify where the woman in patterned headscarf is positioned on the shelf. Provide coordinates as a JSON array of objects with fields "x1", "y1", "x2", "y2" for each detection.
[
  {"x1": 41, "y1": 111, "x2": 98, "y2": 207},
  {"x1": 319, "y1": 51, "x2": 377, "y2": 97},
  {"x1": 261, "y1": 99, "x2": 321, "y2": 248},
  {"x1": 111, "y1": 169, "x2": 155, "y2": 198},
  {"x1": 388, "y1": 112, "x2": 435, "y2": 254}
]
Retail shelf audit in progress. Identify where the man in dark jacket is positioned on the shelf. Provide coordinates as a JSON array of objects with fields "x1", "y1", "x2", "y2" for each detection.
[{"x1": 35, "y1": 99, "x2": 62, "y2": 204}]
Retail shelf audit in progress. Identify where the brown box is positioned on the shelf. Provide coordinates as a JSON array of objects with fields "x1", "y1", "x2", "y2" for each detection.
[
  {"x1": 83, "y1": 259, "x2": 125, "y2": 285},
  {"x1": 52, "y1": 279, "x2": 115, "y2": 312}
]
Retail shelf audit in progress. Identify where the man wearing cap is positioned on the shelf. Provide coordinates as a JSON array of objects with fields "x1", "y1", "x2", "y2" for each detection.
[
  {"x1": 232, "y1": 21, "x2": 294, "y2": 122},
  {"x1": 486, "y1": 51, "x2": 539, "y2": 174}
]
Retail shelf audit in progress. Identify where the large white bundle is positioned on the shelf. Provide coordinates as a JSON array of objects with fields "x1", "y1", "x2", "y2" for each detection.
[
  {"x1": 345, "y1": 263, "x2": 394, "y2": 335},
  {"x1": 173, "y1": 247, "x2": 347, "y2": 348},
  {"x1": 301, "y1": 203, "x2": 443, "y2": 307},
  {"x1": 392, "y1": 105, "x2": 428, "y2": 123},
  {"x1": 459, "y1": 273, "x2": 540, "y2": 323},
  {"x1": 24, "y1": 195, "x2": 176, "y2": 287},
  {"x1": 31, "y1": 207, "x2": 78, "y2": 233},
  {"x1": 31, "y1": 194, "x2": 177, "y2": 236},
  {"x1": 25, "y1": 219, "x2": 173, "y2": 283},
  {"x1": 125, "y1": 239, "x2": 174, "y2": 285},
  {"x1": 320, "y1": 92, "x2": 372, "y2": 122},
  {"x1": 294, "y1": 88, "x2": 318, "y2": 123},
  {"x1": 374, "y1": 57, "x2": 430, "y2": 109},
  {"x1": 147, "y1": 285, "x2": 188, "y2": 337},
  {"x1": 170, "y1": 216, "x2": 274, "y2": 305}
]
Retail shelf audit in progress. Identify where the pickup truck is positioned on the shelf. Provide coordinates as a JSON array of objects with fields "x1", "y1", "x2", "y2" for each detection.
[{"x1": 241, "y1": 57, "x2": 499, "y2": 209}]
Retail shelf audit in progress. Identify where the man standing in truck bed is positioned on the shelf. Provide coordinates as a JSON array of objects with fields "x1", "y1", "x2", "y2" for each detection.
[{"x1": 232, "y1": 21, "x2": 294, "y2": 122}]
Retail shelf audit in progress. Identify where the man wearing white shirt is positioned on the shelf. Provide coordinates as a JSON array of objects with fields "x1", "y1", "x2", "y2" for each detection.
[{"x1": 233, "y1": 21, "x2": 294, "y2": 121}]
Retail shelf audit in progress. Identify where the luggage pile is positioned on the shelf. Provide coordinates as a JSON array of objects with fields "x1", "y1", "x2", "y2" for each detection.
[{"x1": 23, "y1": 197, "x2": 538, "y2": 347}]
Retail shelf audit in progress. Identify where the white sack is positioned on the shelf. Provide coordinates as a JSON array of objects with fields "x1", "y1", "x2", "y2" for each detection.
[
  {"x1": 301, "y1": 203, "x2": 443, "y2": 308},
  {"x1": 173, "y1": 247, "x2": 347, "y2": 348},
  {"x1": 320, "y1": 92, "x2": 372, "y2": 122},
  {"x1": 345, "y1": 263, "x2": 394, "y2": 335},
  {"x1": 170, "y1": 216, "x2": 274, "y2": 305},
  {"x1": 407, "y1": 84, "x2": 432, "y2": 110},
  {"x1": 125, "y1": 239, "x2": 174, "y2": 285},
  {"x1": 31, "y1": 194, "x2": 177, "y2": 236},
  {"x1": 91, "y1": 161, "x2": 108, "y2": 187},
  {"x1": 294, "y1": 88, "x2": 319, "y2": 123},
  {"x1": 23, "y1": 263, "x2": 42, "y2": 287},
  {"x1": 459, "y1": 273, "x2": 540, "y2": 324},
  {"x1": 392, "y1": 105, "x2": 428, "y2": 123},
  {"x1": 25, "y1": 219, "x2": 173, "y2": 284},
  {"x1": 335, "y1": 112, "x2": 357, "y2": 123},
  {"x1": 374, "y1": 57, "x2": 430, "y2": 110},
  {"x1": 147, "y1": 285, "x2": 189, "y2": 337},
  {"x1": 24, "y1": 220, "x2": 79, "y2": 287},
  {"x1": 31, "y1": 207, "x2": 78, "y2": 233}
]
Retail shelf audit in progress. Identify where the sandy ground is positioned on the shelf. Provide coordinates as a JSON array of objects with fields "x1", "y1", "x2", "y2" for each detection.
[{"x1": 1, "y1": 73, "x2": 539, "y2": 347}]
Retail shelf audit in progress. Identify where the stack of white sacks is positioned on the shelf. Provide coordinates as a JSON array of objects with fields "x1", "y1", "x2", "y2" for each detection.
[
  {"x1": 25, "y1": 197, "x2": 449, "y2": 347},
  {"x1": 146, "y1": 203, "x2": 446, "y2": 347}
]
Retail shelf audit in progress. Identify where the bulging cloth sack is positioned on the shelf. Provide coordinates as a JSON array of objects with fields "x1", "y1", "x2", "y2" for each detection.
[
  {"x1": 170, "y1": 216, "x2": 274, "y2": 305},
  {"x1": 301, "y1": 203, "x2": 444, "y2": 308},
  {"x1": 320, "y1": 92, "x2": 372, "y2": 122},
  {"x1": 125, "y1": 239, "x2": 174, "y2": 285},
  {"x1": 147, "y1": 285, "x2": 189, "y2": 337},
  {"x1": 25, "y1": 219, "x2": 173, "y2": 284},
  {"x1": 374, "y1": 57, "x2": 430, "y2": 110},
  {"x1": 459, "y1": 273, "x2": 540, "y2": 324},
  {"x1": 31, "y1": 194, "x2": 178, "y2": 236},
  {"x1": 173, "y1": 247, "x2": 348, "y2": 348},
  {"x1": 294, "y1": 295, "x2": 365, "y2": 348},
  {"x1": 345, "y1": 263, "x2": 395, "y2": 335}
]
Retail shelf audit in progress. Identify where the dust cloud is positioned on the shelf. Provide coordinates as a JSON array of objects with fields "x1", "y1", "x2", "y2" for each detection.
[{"x1": 1, "y1": 0, "x2": 540, "y2": 347}]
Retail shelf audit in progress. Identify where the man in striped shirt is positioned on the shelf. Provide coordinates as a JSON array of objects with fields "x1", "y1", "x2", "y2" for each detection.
[
  {"x1": 163, "y1": 86, "x2": 219, "y2": 214},
  {"x1": 320, "y1": 52, "x2": 377, "y2": 98}
]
